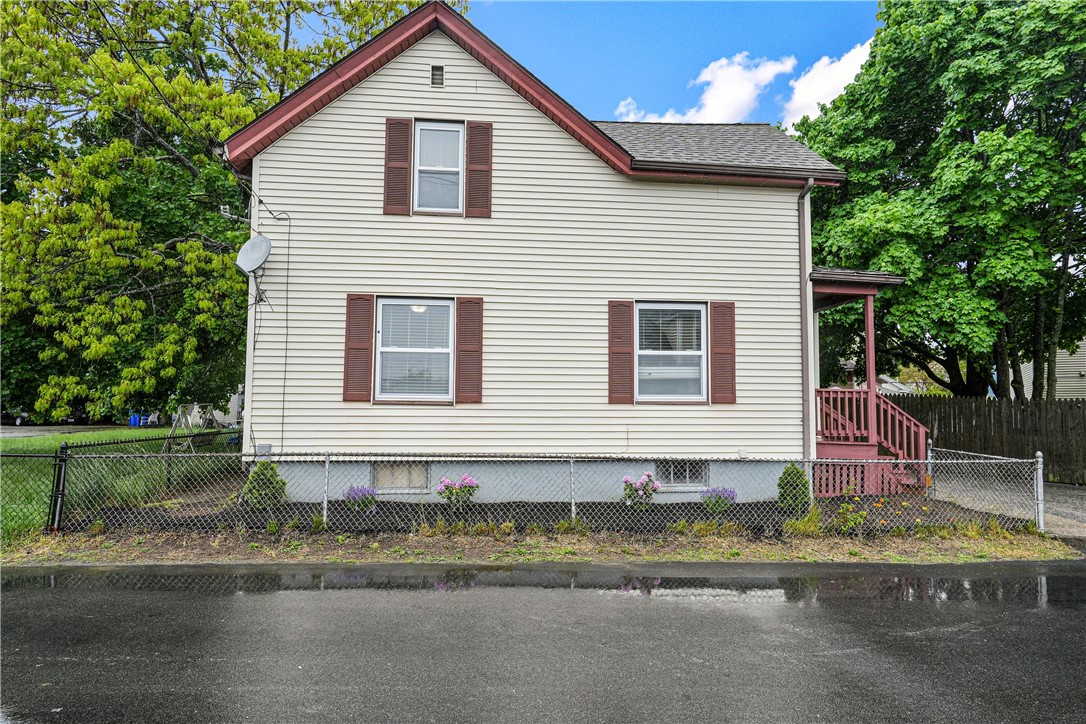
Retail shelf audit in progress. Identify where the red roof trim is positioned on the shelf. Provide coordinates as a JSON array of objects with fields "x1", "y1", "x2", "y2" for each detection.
[{"x1": 225, "y1": 2, "x2": 837, "y2": 187}]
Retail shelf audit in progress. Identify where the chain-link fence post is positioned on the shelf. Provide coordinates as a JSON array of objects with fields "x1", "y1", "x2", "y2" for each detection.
[
  {"x1": 1034, "y1": 451, "x2": 1045, "y2": 533},
  {"x1": 927, "y1": 438, "x2": 935, "y2": 498},
  {"x1": 45, "y1": 442, "x2": 69, "y2": 534},
  {"x1": 322, "y1": 454, "x2": 330, "y2": 527},
  {"x1": 569, "y1": 458, "x2": 577, "y2": 522}
]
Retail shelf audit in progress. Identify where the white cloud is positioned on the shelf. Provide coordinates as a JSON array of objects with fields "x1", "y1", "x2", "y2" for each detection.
[
  {"x1": 782, "y1": 39, "x2": 871, "y2": 129},
  {"x1": 614, "y1": 52, "x2": 796, "y2": 123}
]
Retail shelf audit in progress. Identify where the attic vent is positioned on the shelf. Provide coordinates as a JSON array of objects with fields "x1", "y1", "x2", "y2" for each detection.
[{"x1": 430, "y1": 65, "x2": 445, "y2": 87}]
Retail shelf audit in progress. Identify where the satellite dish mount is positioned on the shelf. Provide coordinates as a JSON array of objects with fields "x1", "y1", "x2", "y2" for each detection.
[{"x1": 236, "y1": 234, "x2": 272, "y2": 305}]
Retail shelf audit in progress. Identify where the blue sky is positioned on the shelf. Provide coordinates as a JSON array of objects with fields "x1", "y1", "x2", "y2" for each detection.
[{"x1": 468, "y1": 1, "x2": 881, "y2": 127}]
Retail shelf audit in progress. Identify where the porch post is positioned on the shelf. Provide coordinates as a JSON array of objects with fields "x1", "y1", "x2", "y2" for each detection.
[{"x1": 864, "y1": 294, "x2": 877, "y2": 446}]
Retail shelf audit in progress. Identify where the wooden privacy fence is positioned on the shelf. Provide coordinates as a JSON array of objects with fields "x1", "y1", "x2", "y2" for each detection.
[{"x1": 888, "y1": 396, "x2": 1086, "y2": 485}]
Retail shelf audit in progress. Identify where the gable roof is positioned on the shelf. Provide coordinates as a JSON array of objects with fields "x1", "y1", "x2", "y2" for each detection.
[
  {"x1": 594, "y1": 122, "x2": 844, "y2": 181},
  {"x1": 225, "y1": 1, "x2": 842, "y2": 187}
]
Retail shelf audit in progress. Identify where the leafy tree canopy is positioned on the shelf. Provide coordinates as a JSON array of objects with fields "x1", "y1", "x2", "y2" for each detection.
[
  {"x1": 1, "y1": 1, "x2": 465, "y2": 420},
  {"x1": 797, "y1": 0, "x2": 1085, "y2": 398}
]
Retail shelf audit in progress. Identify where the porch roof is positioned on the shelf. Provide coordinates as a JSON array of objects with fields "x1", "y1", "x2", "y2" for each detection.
[{"x1": 811, "y1": 267, "x2": 904, "y2": 312}]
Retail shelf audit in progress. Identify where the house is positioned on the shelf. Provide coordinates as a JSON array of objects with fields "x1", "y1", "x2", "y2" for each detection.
[
  {"x1": 1016, "y1": 339, "x2": 1086, "y2": 399},
  {"x1": 224, "y1": 1, "x2": 927, "y2": 503}
]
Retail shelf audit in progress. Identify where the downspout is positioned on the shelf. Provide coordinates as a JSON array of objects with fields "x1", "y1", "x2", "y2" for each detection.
[{"x1": 798, "y1": 178, "x2": 815, "y2": 460}]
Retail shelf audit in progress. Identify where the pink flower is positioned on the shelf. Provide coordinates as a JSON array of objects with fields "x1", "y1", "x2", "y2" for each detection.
[
  {"x1": 634, "y1": 481, "x2": 642, "y2": 489},
  {"x1": 623, "y1": 475, "x2": 632, "y2": 484},
  {"x1": 638, "y1": 490, "x2": 644, "y2": 496},
  {"x1": 437, "y1": 483, "x2": 446, "y2": 492},
  {"x1": 652, "y1": 482, "x2": 660, "y2": 491}
]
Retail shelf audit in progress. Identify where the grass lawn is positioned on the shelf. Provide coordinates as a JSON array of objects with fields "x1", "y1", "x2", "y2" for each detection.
[{"x1": 0, "y1": 426, "x2": 170, "y2": 454}]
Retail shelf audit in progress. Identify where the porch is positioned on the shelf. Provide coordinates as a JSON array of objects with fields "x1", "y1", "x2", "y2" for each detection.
[{"x1": 811, "y1": 268, "x2": 929, "y2": 497}]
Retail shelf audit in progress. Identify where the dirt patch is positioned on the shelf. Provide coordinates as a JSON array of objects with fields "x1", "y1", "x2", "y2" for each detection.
[{"x1": 3, "y1": 526, "x2": 1079, "y2": 567}]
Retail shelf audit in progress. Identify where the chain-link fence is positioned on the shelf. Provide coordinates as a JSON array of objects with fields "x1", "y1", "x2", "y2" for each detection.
[
  {"x1": 0, "y1": 447, "x2": 1042, "y2": 540},
  {"x1": 0, "y1": 453, "x2": 56, "y2": 540}
]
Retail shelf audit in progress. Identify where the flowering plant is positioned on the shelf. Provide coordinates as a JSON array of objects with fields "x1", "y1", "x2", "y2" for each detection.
[
  {"x1": 700, "y1": 486, "x2": 737, "y2": 514},
  {"x1": 622, "y1": 471, "x2": 660, "y2": 510},
  {"x1": 344, "y1": 485, "x2": 377, "y2": 514},
  {"x1": 437, "y1": 473, "x2": 478, "y2": 511}
]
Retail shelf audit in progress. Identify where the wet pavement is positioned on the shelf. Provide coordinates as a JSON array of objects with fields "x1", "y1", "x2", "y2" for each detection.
[
  {"x1": 3, "y1": 561, "x2": 1086, "y2": 723},
  {"x1": 1045, "y1": 483, "x2": 1086, "y2": 538}
]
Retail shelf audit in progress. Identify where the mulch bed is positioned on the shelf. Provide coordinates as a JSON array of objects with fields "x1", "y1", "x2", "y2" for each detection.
[{"x1": 61, "y1": 493, "x2": 1031, "y2": 537}]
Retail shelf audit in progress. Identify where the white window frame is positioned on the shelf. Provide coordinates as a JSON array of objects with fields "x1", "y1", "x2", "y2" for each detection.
[
  {"x1": 375, "y1": 297, "x2": 455, "y2": 402},
  {"x1": 413, "y1": 120, "x2": 464, "y2": 214},
  {"x1": 635, "y1": 302, "x2": 707, "y2": 402},
  {"x1": 655, "y1": 460, "x2": 709, "y2": 491}
]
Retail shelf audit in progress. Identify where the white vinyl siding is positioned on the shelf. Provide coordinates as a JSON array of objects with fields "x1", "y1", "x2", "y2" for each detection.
[{"x1": 244, "y1": 32, "x2": 806, "y2": 457}]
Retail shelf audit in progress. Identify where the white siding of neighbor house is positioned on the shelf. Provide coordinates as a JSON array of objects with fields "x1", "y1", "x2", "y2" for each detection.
[
  {"x1": 1017, "y1": 340, "x2": 1086, "y2": 399},
  {"x1": 243, "y1": 32, "x2": 807, "y2": 456}
]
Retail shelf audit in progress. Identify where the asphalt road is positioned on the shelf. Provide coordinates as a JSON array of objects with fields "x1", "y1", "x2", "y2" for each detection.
[{"x1": 3, "y1": 562, "x2": 1085, "y2": 724}]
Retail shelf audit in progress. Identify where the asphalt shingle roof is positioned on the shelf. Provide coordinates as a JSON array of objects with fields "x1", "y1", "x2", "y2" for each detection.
[{"x1": 592, "y1": 122, "x2": 844, "y2": 181}]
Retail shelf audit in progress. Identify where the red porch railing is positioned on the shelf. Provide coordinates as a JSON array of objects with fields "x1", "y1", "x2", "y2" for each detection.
[{"x1": 815, "y1": 388, "x2": 930, "y2": 497}]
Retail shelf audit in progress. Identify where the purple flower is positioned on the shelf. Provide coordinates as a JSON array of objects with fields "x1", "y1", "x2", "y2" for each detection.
[
  {"x1": 623, "y1": 475, "x2": 632, "y2": 484},
  {"x1": 651, "y1": 481, "x2": 660, "y2": 491}
]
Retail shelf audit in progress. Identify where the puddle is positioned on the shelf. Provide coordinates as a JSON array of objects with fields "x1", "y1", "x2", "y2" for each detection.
[{"x1": 4, "y1": 564, "x2": 1084, "y2": 607}]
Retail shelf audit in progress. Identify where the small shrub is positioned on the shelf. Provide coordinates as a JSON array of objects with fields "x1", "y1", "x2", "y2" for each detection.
[
  {"x1": 437, "y1": 474, "x2": 478, "y2": 511},
  {"x1": 266, "y1": 519, "x2": 279, "y2": 535},
  {"x1": 622, "y1": 471, "x2": 659, "y2": 510},
  {"x1": 777, "y1": 463, "x2": 811, "y2": 518},
  {"x1": 344, "y1": 485, "x2": 378, "y2": 514},
  {"x1": 243, "y1": 461, "x2": 287, "y2": 510},
  {"x1": 472, "y1": 521, "x2": 497, "y2": 537},
  {"x1": 783, "y1": 506, "x2": 822, "y2": 537},
  {"x1": 525, "y1": 523, "x2": 547, "y2": 536},
  {"x1": 285, "y1": 515, "x2": 299, "y2": 531},
  {"x1": 836, "y1": 501, "x2": 867, "y2": 536},
  {"x1": 692, "y1": 520, "x2": 719, "y2": 537},
  {"x1": 728, "y1": 547, "x2": 742, "y2": 558},
  {"x1": 336, "y1": 534, "x2": 350, "y2": 545},
  {"x1": 310, "y1": 512, "x2": 326, "y2": 533},
  {"x1": 700, "y1": 486, "x2": 737, "y2": 514},
  {"x1": 554, "y1": 518, "x2": 591, "y2": 536},
  {"x1": 666, "y1": 519, "x2": 690, "y2": 534},
  {"x1": 498, "y1": 521, "x2": 515, "y2": 537},
  {"x1": 88, "y1": 518, "x2": 105, "y2": 535}
]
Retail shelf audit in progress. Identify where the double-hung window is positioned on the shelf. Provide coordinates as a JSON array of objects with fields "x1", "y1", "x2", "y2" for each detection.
[
  {"x1": 375, "y1": 298, "x2": 454, "y2": 401},
  {"x1": 413, "y1": 121, "x2": 464, "y2": 213},
  {"x1": 635, "y1": 303, "x2": 707, "y2": 401}
]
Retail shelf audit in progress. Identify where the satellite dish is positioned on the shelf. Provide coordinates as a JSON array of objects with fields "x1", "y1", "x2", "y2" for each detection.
[{"x1": 235, "y1": 234, "x2": 271, "y2": 274}]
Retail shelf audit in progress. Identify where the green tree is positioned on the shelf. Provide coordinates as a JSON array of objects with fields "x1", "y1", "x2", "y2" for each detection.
[
  {"x1": 797, "y1": 0, "x2": 1086, "y2": 398},
  {"x1": 1, "y1": 1, "x2": 465, "y2": 420}
]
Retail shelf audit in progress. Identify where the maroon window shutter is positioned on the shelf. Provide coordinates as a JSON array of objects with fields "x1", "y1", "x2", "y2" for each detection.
[
  {"x1": 464, "y1": 121, "x2": 493, "y2": 218},
  {"x1": 383, "y1": 118, "x2": 412, "y2": 215},
  {"x1": 343, "y1": 294, "x2": 374, "y2": 401},
  {"x1": 710, "y1": 301, "x2": 737, "y2": 404},
  {"x1": 609, "y1": 300, "x2": 635, "y2": 404},
  {"x1": 456, "y1": 297, "x2": 484, "y2": 403}
]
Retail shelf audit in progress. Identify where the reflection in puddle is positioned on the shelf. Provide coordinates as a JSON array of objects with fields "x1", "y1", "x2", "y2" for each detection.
[{"x1": 3, "y1": 566, "x2": 1082, "y2": 608}]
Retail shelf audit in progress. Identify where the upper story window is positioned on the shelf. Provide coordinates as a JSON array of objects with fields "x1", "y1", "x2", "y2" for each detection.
[
  {"x1": 376, "y1": 298, "x2": 454, "y2": 401},
  {"x1": 414, "y1": 121, "x2": 464, "y2": 213},
  {"x1": 635, "y1": 302, "x2": 706, "y2": 401}
]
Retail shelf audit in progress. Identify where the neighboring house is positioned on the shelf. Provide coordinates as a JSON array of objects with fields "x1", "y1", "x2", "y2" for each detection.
[
  {"x1": 224, "y1": 2, "x2": 926, "y2": 502},
  {"x1": 1016, "y1": 340, "x2": 1086, "y2": 399}
]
